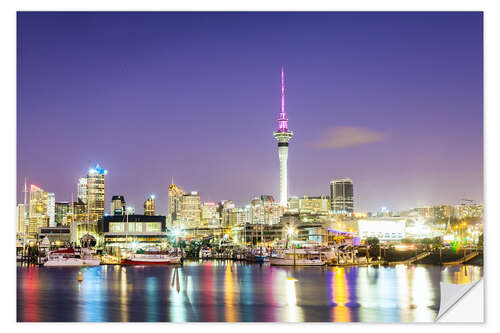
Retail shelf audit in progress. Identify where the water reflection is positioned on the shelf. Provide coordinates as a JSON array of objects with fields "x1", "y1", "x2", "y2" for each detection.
[
  {"x1": 17, "y1": 262, "x2": 483, "y2": 322},
  {"x1": 441, "y1": 265, "x2": 482, "y2": 284},
  {"x1": 120, "y1": 268, "x2": 128, "y2": 322}
]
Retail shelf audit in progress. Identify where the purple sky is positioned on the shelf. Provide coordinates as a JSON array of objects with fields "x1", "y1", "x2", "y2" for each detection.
[{"x1": 17, "y1": 12, "x2": 483, "y2": 214}]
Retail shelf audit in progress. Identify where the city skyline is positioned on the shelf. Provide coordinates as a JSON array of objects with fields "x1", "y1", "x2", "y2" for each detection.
[{"x1": 17, "y1": 12, "x2": 483, "y2": 213}]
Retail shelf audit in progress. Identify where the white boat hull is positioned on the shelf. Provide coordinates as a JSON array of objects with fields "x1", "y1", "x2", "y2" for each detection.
[
  {"x1": 270, "y1": 258, "x2": 325, "y2": 266},
  {"x1": 44, "y1": 258, "x2": 100, "y2": 267}
]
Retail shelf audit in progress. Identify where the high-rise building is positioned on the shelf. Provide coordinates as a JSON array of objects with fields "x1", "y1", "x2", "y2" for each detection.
[
  {"x1": 248, "y1": 196, "x2": 283, "y2": 225},
  {"x1": 416, "y1": 207, "x2": 433, "y2": 218},
  {"x1": 55, "y1": 202, "x2": 71, "y2": 226},
  {"x1": 144, "y1": 195, "x2": 155, "y2": 216},
  {"x1": 72, "y1": 198, "x2": 87, "y2": 221},
  {"x1": 454, "y1": 203, "x2": 484, "y2": 219},
  {"x1": 168, "y1": 180, "x2": 185, "y2": 227},
  {"x1": 432, "y1": 205, "x2": 453, "y2": 220},
  {"x1": 273, "y1": 67, "x2": 294, "y2": 207},
  {"x1": 220, "y1": 200, "x2": 236, "y2": 227},
  {"x1": 228, "y1": 207, "x2": 251, "y2": 226},
  {"x1": 180, "y1": 191, "x2": 201, "y2": 228},
  {"x1": 330, "y1": 178, "x2": 354, "y2": 215},
  {"x1": 28, "y1": 185, "x2": 48, "y2": 235},
  {"x1": 86, "y1": 164, "x2": 107, "y2": 222},
  {"x1": 77, "y1": 178, "x2": 87, "y2": 203},
  {"x1": 47, "y1": 192, "x2": 56, "y2": 227},
  {"x1": 289, "y1": 195, "x2": 330, "y2": 213},
  {"x1": 201, "y1": 202, "x2": 219, "y2": 226},
  {"x1": 16, "y1": 204, "x2": 25, "y2": 234},
  {"x1": 110, "y1": 195, "x2": 126, "y2": 215}
]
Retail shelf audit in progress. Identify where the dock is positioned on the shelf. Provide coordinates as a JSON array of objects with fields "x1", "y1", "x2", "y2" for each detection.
[
  {"x1": 387, "y1": 251, "x2": 431, "y2": 266},
  {"x1": 442, "y1": 252, "x2": 480, "y2": 266}
]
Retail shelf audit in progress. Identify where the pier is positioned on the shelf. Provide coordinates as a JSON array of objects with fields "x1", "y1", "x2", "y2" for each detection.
[
  {"x1": 442, "y1": 251, "x2": 480, "y2": 266},
  {"x1": 387, "y1": 251, "x2": 431, "y2": 266}
]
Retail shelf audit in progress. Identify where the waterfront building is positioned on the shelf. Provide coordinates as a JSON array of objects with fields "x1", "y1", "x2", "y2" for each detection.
[
  {"x1": 28, "y1": 185, "x2": 49, "y2": 235},
  {"x1": 180, "y1": 191, "x2": 201, "y2": 228},
  {"x1": 55, "y1": 201, "x2": 71, "y2": 226},
  {"x1": 273, "y1": 67, "x2": 294, "y2": 207},
  {"x1": 101, "y1": 214, "x2": 167, "y2": 248},
  {"x1": 144, "y1": 195, "x2": 155, "y2": 216},
  {"x1": 47, "y1": 192, "x2": 56, "y2": 227},
  {"x1": 37, "y1": 226, "x2": 71, "y2": 246},
  {"x1": 86, "y1": 164, "x2": 107, "y2": 222},
  {"x1": 330, "y1": 178, "x2": 354, "y2": 215},
  {"x1": 232, "y1": 221, "x2": 347, "y2": 247},
  {"x1": 77, "y1": 177, "x2": 87, "y2": 203},
  {"x1": 110, "y1": 195, "x2": 126, "y2": 215},
  {"x1": 201, "y1": 202, "x2": 219, "y2": 226},
  {"x1": 357, "y1": 218, "x2": 406, "y2": 241},
  {"x1": 168, "y1": 180, "x2": 185, "y2": 227},
  {"x1": 16, "y1": 204, "x2": 25, "y2": 234}
]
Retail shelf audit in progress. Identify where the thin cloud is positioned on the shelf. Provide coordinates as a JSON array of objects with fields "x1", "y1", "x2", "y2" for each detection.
[{"x1": 313, "y1": 126, "x2": 388, "y2": 149}]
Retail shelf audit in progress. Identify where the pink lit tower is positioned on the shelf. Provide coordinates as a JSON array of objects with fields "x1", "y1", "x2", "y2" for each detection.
[{"x1": 273, "y1": 67, "x2": 294, "y2": 207}]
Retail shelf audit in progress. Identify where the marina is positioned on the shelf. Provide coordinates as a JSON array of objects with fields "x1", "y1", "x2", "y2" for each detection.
[{"x1": 16, "y1": 261, "x2": 483, "y2": 322}]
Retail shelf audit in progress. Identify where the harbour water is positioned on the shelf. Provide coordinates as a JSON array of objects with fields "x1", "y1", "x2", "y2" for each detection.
[{"x1": 17, "y1": 261, "x2": 483, "y2": 322}]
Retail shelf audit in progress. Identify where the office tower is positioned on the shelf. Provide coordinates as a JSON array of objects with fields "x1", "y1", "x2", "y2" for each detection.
[
  {"x1": 17, "y1": 204, "x2": 25, "y2": 234},
  {"x1": 180, "y1": 191, "x2": 201, "y2": 228},
  {"x1": 432, "y1": 205, "x2": 453, "y2": 220},
  {"x1": 144, "y1": 195, "x2": 155, "y2": 216},
  {"x1": 168, "y1": 179, "x2": 184, "y2": 227},
  {"x1": 297, "y1": 196, "x2": 330, "y2": 213},
  {"x1": 72, "y1": 198, "x2": 87, "y2": 221},
  {"x1": 28, "y1": 185, "x2": 48, "y2": 234},
  {"x1": 86, "y1": 164, "x2": 107, "y2": 222},
  {"x1": 220, "y1": 200, "x2": 236, "y2": 227},
  {"x1": 330, "y1": 178, "x2": 354, "y2": 215},
  {"x1": 201, "y1": 202, "x2": 218, "y2": 226},
  {"x1": 288, "y1": 196, "x2": 300, "y2": 210},
  {"x1": 77, "y1": 178, "x2": 87, "y2": 203},
  {"x1": 110, "y1": 195, "x2": 126, "y2": 215},
  {"x1": 454, "y1": 201, "x2": 484, "y2": 219},
  {"x1": 47, "y1": 193, "x2": 56, "y2": 227},
  {"x1": 273, "y1": 67, "x2": 294, "y2": 207},
  {"x1": 55, "y1": 202, "x2": 71, "y2": 226},
  {"x1": 228, "y1": 207, "x2": 250, "y2": 227}
]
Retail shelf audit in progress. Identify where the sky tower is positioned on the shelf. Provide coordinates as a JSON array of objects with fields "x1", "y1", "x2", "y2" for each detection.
[{"x1": 273, "y1": 67, "x2": 294, "y2": 207}]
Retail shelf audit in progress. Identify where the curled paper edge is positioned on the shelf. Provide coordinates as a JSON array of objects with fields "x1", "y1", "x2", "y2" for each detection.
[{"x1": 436, "y1": 279, "x2": 483, "y2": 322}]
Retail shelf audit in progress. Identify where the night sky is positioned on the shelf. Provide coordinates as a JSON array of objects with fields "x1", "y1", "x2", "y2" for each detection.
[{"x1": 17, "y1": 12, "x2": 483, "y2": 214}]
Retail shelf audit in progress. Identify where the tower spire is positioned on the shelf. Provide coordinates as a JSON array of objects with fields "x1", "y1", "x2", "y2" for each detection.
[
  {"x1": 273, "y1": 66, "x2": 294, "y2": 207},
  {"x1": 281, "y1": 66, "x2": 285, "y2": 117},
  {"x1": 277, "y1": 66, "x2": 289, "y2": 132}
]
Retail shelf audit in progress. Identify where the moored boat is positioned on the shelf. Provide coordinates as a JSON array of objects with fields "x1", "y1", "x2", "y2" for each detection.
[
  {"x1": 44, "y1": 248, "x2": 100, "y2": 267},
  {"x1": 121, "y1": 248, "x2": 182, "y2": 265},
  {"x1": 270, "y1": 248, "x2": 325, "y2": 266}
]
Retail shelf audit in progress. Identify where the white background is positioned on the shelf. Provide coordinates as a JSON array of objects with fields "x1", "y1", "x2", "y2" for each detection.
[{"x1": 1, "y1": 0, "x2": 497, "y2": 332}]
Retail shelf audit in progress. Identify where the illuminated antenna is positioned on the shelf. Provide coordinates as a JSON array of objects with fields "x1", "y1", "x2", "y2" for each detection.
[
  {"x1": 277, "y1": 66, "x2": 289, "y2": 132},
  {"x1": 281, "y1": 66, "x2": 285, "y2": 117}
]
